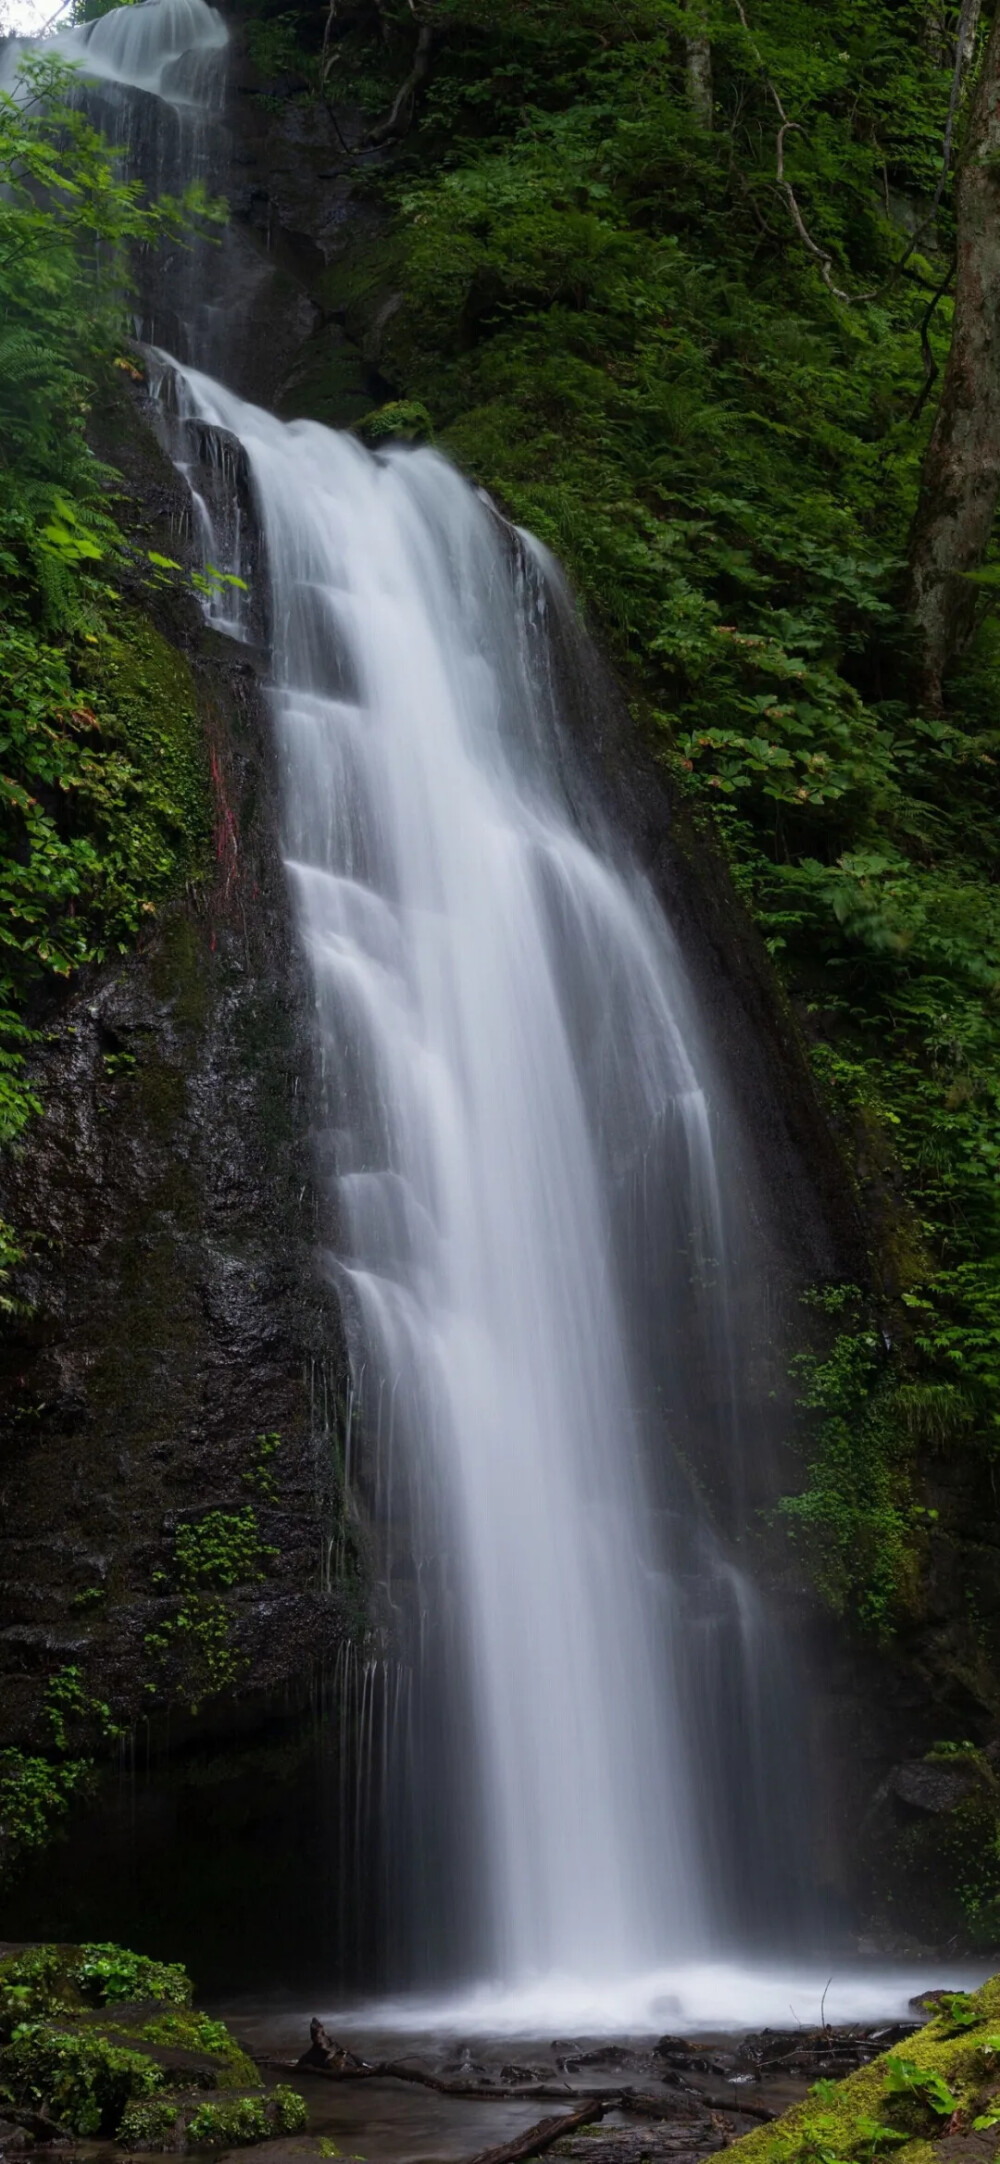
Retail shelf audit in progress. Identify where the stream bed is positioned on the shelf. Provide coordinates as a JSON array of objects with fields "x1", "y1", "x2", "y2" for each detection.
[{"x1": 214, "y1": 1983, "x2": 975, "y2": 2164}]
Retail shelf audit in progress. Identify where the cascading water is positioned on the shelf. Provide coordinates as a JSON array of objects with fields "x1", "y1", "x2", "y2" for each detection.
[
  {"x1": 148, "y1": 367, "x2": 817, "y2": 1996},
  {"x1": 4, "y1": 0, "x2": 844, "y2": 2018}
]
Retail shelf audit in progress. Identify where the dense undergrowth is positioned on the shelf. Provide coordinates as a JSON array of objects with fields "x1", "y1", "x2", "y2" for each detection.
[
  {"x1": 0, "y1": 1941, "x2": 306, "y2": 2148},
  {"x1": 0, "y1": 56, "x2": 213, "y2": 1177},
  {"x1": 0, "y1": 50, "x2": 224, "y2": 1860},
  {"x1": 255, "y1": 0, "x2": 1000, "y2": 1640}
]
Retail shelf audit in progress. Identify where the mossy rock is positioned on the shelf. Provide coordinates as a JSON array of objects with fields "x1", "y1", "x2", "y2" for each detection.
[
  {"x1": 0, "y1": 1943, "x2": 291, "y2": 2150},
  {"x1": 728, "y1": 1977, "x2": 1000, "y2": 2164},
  {"x1": 357, "y1": 399, "x2": 434, "y2": 444},
  {"x1": 277, "y1": 321, "x2": 374, "y2": 430},
  {"x1": 118, "y1": 2084, "x2": 307, "y2": 2152},
  {"x1": 0, "y1": 1942, "x2": 190, "y2": 2038},
  {"x1": 180, "y1": 2085, "x2": 308, "y2": 2149},
  {"x1": 3, "y1": 2018, "x2": 165, "y2": 2136},
  {"x1": 77, "y1": 607, "x2": 212, "y2": 896},
  {"x1": 865, "y1": 1750, "x2": 1000, "y2": 1951}
]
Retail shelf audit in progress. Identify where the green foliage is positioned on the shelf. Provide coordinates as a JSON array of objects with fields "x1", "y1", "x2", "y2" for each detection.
[
  {"x1": 43, "y1": 1664, "x2": 119, "y2": 1751},
  {"x1": 0, "y1": 1213, "x2": 27, "y2": 1315},
  {"x1": 133, "y1": 2010, "x2": 258, "y2": 2089},
  {"x1": 244, "y1": 9, "x2": 312, "y2": 87},
  {"x1": 0, "y1": 1948, "x2": 69, "y2": 2037},
  {"x1": 0, "y1": 57, "x2": 216, "y2": 1155},
  {"x1": 0, "y1": 1666, "x2": 125, "y2": 1886},
  {"x1": 0, "y1": 587, "x2": 210, "y2": 1148},
  {"x1": 310, "y1": 0, "x2": 1000, "y2": 1634},
  {"x1": 0, "y1": 53, "x2": 215, "y2": 618},
  {"x1": 726, "y1": 1976, "x2": 1000, "y2": 2164},
  {"x1": 184, "y1": 2086, "x2": 308, "y2": 2147},
  {"x1": 172, "y1": 1505, "x2": 277, "y2": 1591},
  {"x1": 117, "y1": 2094, "x2": 183, "y2": 2150},
  {"x1": 359, "y1": 399, "x2": 434, "y2": 442},
  {"x1": 0, "y1": 1940, "x2": 286, "y2": 2152},
  {"x1": 892, "y1": 1759, "x2": 1000, "y2": 1949},
  {"x1": 4, "y1": 2020, "x2": 163, "y2": 2136},
  {"x1": 241, "y1": 1430, "x2": 283, "y2": 1501},
  {"x1": 72, "y1": 1944, "x2": 191, "y2": 2010},
  {"x1": 882, "y1": 2057, "x2": 957, "y2": 2117},
  {"x1": 778, "y1": 1295, "x2": 921, "y2": 1634},
  {"x1": 0, "y1": 1754, "x2": 91, "y2": 1883},
  {"x1": 938, "y1": 1993, "x2": 981, "y2": 2033},
  {"x1": 145, "y1": 1508, "x2": 278, "y2": 1712}
]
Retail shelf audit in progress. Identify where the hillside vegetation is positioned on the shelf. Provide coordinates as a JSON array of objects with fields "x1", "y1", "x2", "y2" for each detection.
[{"x1": 267, "y1": 0, "x2": 1000, "y2": 1643}]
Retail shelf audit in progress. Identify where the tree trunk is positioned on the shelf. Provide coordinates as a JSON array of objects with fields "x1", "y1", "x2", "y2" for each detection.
[
  {"x1": 958, "y1": 0, "x2": 983, "y2": 75},
  {"x1": 685, "y1": 6, "x2": 712, "y2": 127},
  {"x1": 923, "y1": 2, "x2": 981, "y2": 73},
  {"x1": 907, "y1": 5, "x2": 1000, "y2": 709}
]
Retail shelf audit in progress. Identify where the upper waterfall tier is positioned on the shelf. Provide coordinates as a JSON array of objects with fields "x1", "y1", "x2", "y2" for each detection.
[{"x1": 0, "y1": 0, "x2": 227, "y2": 104}]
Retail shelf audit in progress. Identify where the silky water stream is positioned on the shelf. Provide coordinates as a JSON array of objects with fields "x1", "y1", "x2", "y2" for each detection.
[
  {"x1": 147, "y1": 351, "x2": 823, "y2": 1992},
  {"x1": 2, "y1": 0, "x2": 976, "y2": 2046}
]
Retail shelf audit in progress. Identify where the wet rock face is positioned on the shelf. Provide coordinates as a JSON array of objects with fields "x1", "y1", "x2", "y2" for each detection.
[
  {"x1": 0, "y1": 402, "x2": 353, "y2": 1756},
  {"x1": 859, "y1": 1747, "x2": 1000, "y2": 1952}
]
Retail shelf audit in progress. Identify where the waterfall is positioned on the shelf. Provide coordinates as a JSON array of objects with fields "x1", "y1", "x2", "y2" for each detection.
[
  {"x1": 10, "y1": 0, "x2": 822, "y2": 2006},
  {"x1": 151, "y1": 366, "x2": 814, "y2": 1992}
]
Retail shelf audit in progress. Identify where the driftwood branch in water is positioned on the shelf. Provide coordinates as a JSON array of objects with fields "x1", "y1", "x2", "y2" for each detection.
[
  {"x1": 271, "y1": 2024, "x2": 778, "y2": 2129},
  {"x1": 464, "y1": 2098, "x2": 607, "y2": 2164},
  {"x1": 270, "y1": 2056, "x2": 587, "y2": 2100},
  {"x1": 267, "y1": 2054, "x2": 777, "y2": 2126}
]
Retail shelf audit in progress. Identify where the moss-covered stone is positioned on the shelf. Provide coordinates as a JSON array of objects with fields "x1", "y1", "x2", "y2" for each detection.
[
  {"x1": 0, "y1": 1942, "x2": 291, "y2": 2149},
  {"x1": 0, "y1": 1942, "x2": 190, "y2": 2037},
  {"x1": 728, "y1": 1978, "x2": 1000, "y2": 2164},
  {"x1": 184, "y1": 2085, "x2": 308, "y2": 2148},
  {"x1": 3, "y1": 2019, "x2": 164, "y2": 2136},
  {"x1": 278, "y1": 321, "x2": 375, "y2": 430},
  {"x1": 118, "y1": 2093, "x2": 185, "y2": 2150},
  {"x1": 865, "y1": 1749, "x2": 1000, "y2": 1952},
  {"x1": 84, "y1": 607, "x2": 212, "y2": 893}
]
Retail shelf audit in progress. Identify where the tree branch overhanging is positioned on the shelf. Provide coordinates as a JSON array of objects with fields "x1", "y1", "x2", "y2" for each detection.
[
  {"x1": 730, "y1": 0, "x2": 875, "y2": 302},
  {"x1": 318, "y1": 0, "x2": 439, "y2": 150},
  {"x1": 365, "y1": 10, "x2": 435, "y2": 145},
  {"x1": 731, "y1": 0, "x2": 982, "y2": 306}
]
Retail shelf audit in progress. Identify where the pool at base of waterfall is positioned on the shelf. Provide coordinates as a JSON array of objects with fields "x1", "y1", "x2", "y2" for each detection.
[
  {"x1": 298, "y1": 1960, "x2": 988, "y2": 2038},
  {"x1": 213, "y1": 1968, "x2": 987, "y2": 2164}
]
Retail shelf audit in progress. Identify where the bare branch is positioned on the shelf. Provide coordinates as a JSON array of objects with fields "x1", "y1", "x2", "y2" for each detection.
[
  {"x1": 910, "y1": 254, "x2": 957, "y2": 423},
  {"x1": 730, "y1": 0, "x2": 875, "y2": 302},
  {"x1": 364, "y1": 13, "x2": 436, "y2": 145}
]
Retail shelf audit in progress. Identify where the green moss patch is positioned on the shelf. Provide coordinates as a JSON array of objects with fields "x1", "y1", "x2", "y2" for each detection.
[
  {"x1": 0, "y1": 1942, "x2": 297, "y2": 2151},
  {"x1": 183, "y1": 2086, "x2": 308, "y2": 2148},
  {"x1": 728, "y1": 1979, "x2": 1000, "y2": 2164}
]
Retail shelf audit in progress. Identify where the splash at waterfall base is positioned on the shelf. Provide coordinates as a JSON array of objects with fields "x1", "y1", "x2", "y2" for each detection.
[{"x1": 0, "y1": 0, "x2": 998, "y2": 1996}]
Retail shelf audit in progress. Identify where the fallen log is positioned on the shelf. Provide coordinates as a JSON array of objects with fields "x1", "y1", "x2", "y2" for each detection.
[
  {"x1": 266, "y1": 2055, "x2": 776, "y2": 2123},
  {"x1": 680, "y1": 2093, "x2": 777, "y2": 2125},
  {"x1": 463, "y1": 2097, "x2": 607, "y2": 2164},
  {"x1": 615, "y1": 2091, "x2": 711, "y2": 2123},
  {"x1": 269, "y1": 2056, "x2": 578, "y2": 2101}
]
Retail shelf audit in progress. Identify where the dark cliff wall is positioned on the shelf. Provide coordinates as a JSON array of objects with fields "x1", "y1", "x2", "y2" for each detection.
[{"x1": 0, "y1": 388, "x2": 366, "y2": 1983}]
